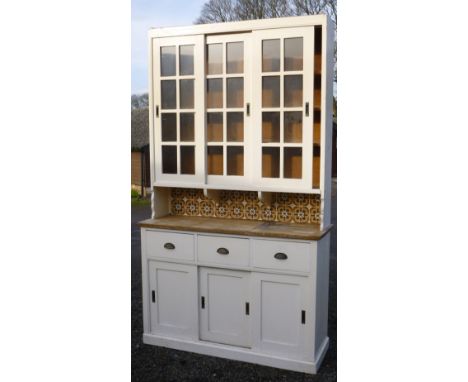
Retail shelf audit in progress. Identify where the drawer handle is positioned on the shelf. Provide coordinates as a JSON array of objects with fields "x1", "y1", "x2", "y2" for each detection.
[
  {"x1": 217, "y1": 247, "x2": 229, "y2": 255},
  {"x1": 274, "y1": 252, "x2": 288, "y2": 260},
  {"x1": 164, "y1": 242, "x2": 175, "y2": 250}
]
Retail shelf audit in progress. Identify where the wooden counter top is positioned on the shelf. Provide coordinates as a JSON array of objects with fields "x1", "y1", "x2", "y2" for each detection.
[{"x1": 139, "y1": 215, "x2": 332, "y2": 241}]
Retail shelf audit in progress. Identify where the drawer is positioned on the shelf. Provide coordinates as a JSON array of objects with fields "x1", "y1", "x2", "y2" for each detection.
[
  {"x1": 197, "y1": 235, "x2": 250, "y2": 267},
  {"x1": 252, "y1": 239, "x2": 311, "y2": 273},
  {"x1": 144, "y1": 230, "x2": 194, "y2": 261}
]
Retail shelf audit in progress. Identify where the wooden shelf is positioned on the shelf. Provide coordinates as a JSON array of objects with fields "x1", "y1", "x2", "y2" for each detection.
[{"x1": 153, "y1": 181, "x2": 321, "y2": 195}]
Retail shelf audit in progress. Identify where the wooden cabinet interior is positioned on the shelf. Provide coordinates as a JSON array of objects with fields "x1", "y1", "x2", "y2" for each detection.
[
  {"x1": 312, "y1": 26, "x2": 322, "y2": 189},
  {"x1": 207, "y1": 146, "x2": 223, "y2": 175}
]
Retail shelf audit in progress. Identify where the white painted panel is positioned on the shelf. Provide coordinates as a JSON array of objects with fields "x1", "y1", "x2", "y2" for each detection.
[
  {"x1": 198, "y1": 235, "x2": 250, "y2": 267},
  {"x1": 314, "y1": 234, "x2": 330, "y2": 359},
  {"x1": 149, "y1": 261, "x2": 198, "y2": 339},
  {"x1": 252, "y1": 239, "x2": 311, "y2": 272},
  {"x1": 156, "y1": 269, "x2": 191, "y2": 326},
  {"x1": 200, "y1": 268, "x2": 250, "y2": 347},
  {"x1": 145, "y1": 230, "x2": 194, "y2": 261},
  {"x1": 251, "y1": 272, "x2": 308, "y2": 358},
  {"x1": 260, "y1": 280, "x2": 301, "y2": 346}
]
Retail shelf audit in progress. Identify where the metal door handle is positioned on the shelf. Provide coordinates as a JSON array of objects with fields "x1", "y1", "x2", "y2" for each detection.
[
  {"x1": 246, "y1": 102, "x2": 250, "y2": 116},
  {"x1": 274, "y1": 252, "x2": 288, "y2": 260},
  {"x1": 217, "y1": 247, "x2": 229, "y2": 255},
  {"x1": 152, "y1": 290, "x2": 155, "y2": 303},
  {"x1": 164, "y1": 242, "x2": 175, "y2": 250},
  {"x1": 305, "y1": 102, "x2": 309, "y2": 117}
]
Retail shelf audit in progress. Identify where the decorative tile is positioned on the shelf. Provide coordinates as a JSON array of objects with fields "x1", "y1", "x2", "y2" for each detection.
[
  {"x1": 169, "y1": 188, "x2": 321, "y2": 225},
  {"x1": 277, "y1": 206, "x2": 292, "y2": 223},
  {"x1": 261, "y1": 206, "x2": 276, "y2": 221},
  {"x1": 229, "y1": 203, "x2": 244, "y2": 219}
]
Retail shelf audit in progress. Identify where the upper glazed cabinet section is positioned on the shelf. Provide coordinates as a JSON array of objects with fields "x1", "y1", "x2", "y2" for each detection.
[{"x1": 151, "y1": 18, "x2": 327, "y2": 193}]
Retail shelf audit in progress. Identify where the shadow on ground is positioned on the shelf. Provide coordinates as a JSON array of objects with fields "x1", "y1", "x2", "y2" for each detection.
[{"x1": 131, "y1": 181, "x2": 337, "y2": 381}]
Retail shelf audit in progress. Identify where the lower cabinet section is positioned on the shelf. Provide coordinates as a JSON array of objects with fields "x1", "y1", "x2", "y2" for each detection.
[
  {"x1": 148, "y1": 261, "x2": 198, "y2": 339},
  {"x1": 199, "y1": 268, "x2": 251, "y2": 347},
  {"x1": 142, "y1": 230, "x2": 330, "y2": 374}
]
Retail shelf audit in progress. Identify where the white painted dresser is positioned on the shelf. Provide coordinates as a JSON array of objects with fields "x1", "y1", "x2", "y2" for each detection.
[{"x1": 140, "y1": 14, "x2": 334, "y2": 374}]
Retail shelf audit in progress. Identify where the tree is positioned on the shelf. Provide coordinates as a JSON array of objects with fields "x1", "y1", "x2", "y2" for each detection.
[
  {"x1": 131, "y1": 93, "x2": 149, "y2": 109},
  {"x1": 195, "y1": 0, "x2": 337, "y2": 82},
  {"x1": 196, "y1": 0, "x2": 295, "y2": 23},
  {"x1": 195, "y1": 0, "x2": 238, "y2": 24},
  {"x1": 196, "y1": 0, "x2": 336, "y2": 24}
]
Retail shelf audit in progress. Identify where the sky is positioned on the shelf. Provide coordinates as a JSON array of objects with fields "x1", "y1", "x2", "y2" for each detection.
[{"x1": 132, "y1": 0, "x2": 206, "y2": 95}]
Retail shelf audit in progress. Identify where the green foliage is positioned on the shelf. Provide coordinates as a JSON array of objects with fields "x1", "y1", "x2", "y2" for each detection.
[
  {"x1": 131, "y1": 188, "x2": 151, "y2": 206},
  {"x1": 131, "y1": 93, "x2": 149, "y2": 109}
]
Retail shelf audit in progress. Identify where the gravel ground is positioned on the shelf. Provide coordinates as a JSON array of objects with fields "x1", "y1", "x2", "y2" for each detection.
[{"x1": 131, "y1": 181, "x2": 337, "y2": 381}]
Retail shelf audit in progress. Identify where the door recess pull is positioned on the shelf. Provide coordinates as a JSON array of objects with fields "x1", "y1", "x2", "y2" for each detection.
[
  {"x1": 217, "y1": 247, "x2": 229, "y2": 255},
  {"x1": 305, "y1": 102, "x2": 309, "y2": 117},
  {"x1": 152, "y1": 290, "x2": 155, "y2": 303},
  {"x1": 201, "y1": 296, "x2": 205, "y2": 309},
  {"x1": 274, "y1": 252, "x2": 288, "y2": 260},
  {"x1": 245, "y1": 302, "x2": 250, "y2": 316},
  {"x1": 301, "y1": 310, "x2": 306, "y2": 324},
  {"x1": 164, "y1": 242, "x2": 175, "y2": 250},
  {"x1": 246, "y1": 102, "x2": 250, "y2": 116},
  {"x1": 155, "y1": 105, "x2": 159, "y2": 117}
]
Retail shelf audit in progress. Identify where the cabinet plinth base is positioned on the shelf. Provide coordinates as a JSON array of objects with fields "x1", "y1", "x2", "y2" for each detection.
[{"x1": 142, "y1": 333, "x2": 329, "y2": 374}]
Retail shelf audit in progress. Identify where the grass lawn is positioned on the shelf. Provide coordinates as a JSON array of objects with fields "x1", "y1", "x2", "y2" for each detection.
[{"x1": 131, "y1": 189, "x2": 151, "y2": 206}]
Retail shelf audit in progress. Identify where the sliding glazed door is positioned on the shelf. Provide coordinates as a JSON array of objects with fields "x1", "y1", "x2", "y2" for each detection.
[
  {"x1": 205, "y1": 33, "x2": 252, "y2": 186},
  {"x1": 252, "y1": 27, "x2": 315, "y2": 191},
  {"x1": 153, "y1": 35, "x2": 205, "y2": 185}
]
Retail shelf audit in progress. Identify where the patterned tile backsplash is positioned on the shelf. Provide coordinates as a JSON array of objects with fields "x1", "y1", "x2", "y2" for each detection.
[{"x1": 170, "y1": 188, "x2": 321, "y2": 225}]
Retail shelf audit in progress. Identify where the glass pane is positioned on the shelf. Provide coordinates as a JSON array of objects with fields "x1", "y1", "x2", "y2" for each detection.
[
  {"x1": 262, "y1": 147, "x2": 280, "y2": 178},
  {"x1": 180, "y1": 113, "x2": 194, "y2": 141},
  {"x1": 161, "y1": 46, "x2": 176, "y2": 76},
  {"x1": 180, "y1": 79, "x2": 194, "y2": 109},
  {"x1": 162, "y1": 146, "x2": 177, "y2": 174},
  {"x1": 262, "y1": 112, "x2": 280, "y2": 143},
  {"x1": 207, "y1": 146, "x2": 223, "y2": 175},
  {"x1": 262, "y1": 76, "x2": 280, "y2": 107},
  {"x1": 207, "y1": 78, "x2": 223, "y2": 108},
  {"x1": 207, "y1": 112, "x2": 223, "y2": 142},
  {"x1": 284, "y1": 75, "x2": 302, "y2": 107},
  {"x1": 207, "y1": 43, "x2": 223, "y2": 75},
  {"x1": 284, "y1": 111, "x2": 302, "y2": 143},
  {"x1": 227, "y1": 77, "x2": 243, "y2": 108},
  {"x1": 161, "y1": 80, "x2": 176, "y2": 109},
  {"x1": 313, "y1": 148, "x2": 320, "y2": 188},
  {"x1": 227, "y1": 146, "x2": 244, "y2": 176},
  {"x1": 284, "y1": 37, "x2": 303, "y2": 71},
  {"x1": 262, "y1": 39, "x2": 280, "y2": 72},
  {"x1": 227, "y1": 112, "x2": 243, "y2": 142},
  {"x1": 179, "y1": 45, "x2": 194, "y2": 75},
  {"x1": 161, "y1": 113, "x2": 177, "y2": 142},
  {"x1": 284, "y1": 147, "x2": 302, "y2": 179},
  {"x1": 227, "y1": 42, "x2": 243, "y2": 74},
  {"x1": 180, "y1": 146, "x2": 195, "y2": 174}
]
